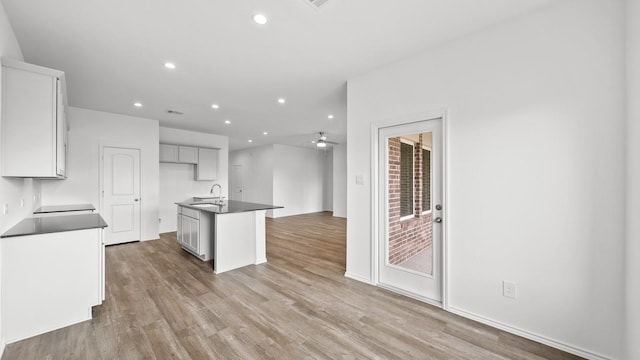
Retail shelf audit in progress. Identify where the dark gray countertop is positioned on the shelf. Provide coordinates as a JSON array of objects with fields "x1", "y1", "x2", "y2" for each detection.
[
  {"x1": 33, "y1": 203, "x2": 95, "y2": 214},
  {"x1": 1, "y1": 213, "x2": 108, "y2": 238},
  {"x1": 176, "y1": 199, "x2": 283, "y2": 214}
]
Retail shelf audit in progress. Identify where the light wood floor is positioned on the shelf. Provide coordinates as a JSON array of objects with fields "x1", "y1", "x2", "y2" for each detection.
[{"x1": 2, "y1": 212, "x2": 581, "y2": 359}]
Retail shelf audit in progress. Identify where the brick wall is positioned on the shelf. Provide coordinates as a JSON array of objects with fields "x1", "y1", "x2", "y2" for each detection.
[{"x1": 388, "y1": 136, "x2": 433, "y2": 266}]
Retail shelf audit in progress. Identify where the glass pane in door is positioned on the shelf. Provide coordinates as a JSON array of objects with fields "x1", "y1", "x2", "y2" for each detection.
[{"x1": 387, "y1": 132, "x2": 433, "y2": 275}]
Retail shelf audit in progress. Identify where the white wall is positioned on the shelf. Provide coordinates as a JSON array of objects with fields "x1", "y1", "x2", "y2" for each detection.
[
  {"x1": 272, "y1": 144, "x2": 325, "y2": 218},
  {"x1": 229, "y1": 145, "x2": 274, "y2": 215},
  {"x1": 0, "y1": 3, "x2": 24, "y2": 353},
  {"x1": 40, "y1": 107, "x2": 160, "y2": 241},
  {"x1": 347, "y1": 0, "x2": 625, "y2": 358},
  {"x1": 229, "y1": 144, "x2": 329, "y2": 218},
  {"x1": 158, "y1": 127, "x2": 229, "y2": 233},
  {"x1": 332, "y1": 144, "x2": 347, "y2": 218},
  {"x1": 323, "y1": 149, "x2": 333, "y2": 211},
  {"x1": 626, "y1": 0, "x2": 640, "y2": 358}
]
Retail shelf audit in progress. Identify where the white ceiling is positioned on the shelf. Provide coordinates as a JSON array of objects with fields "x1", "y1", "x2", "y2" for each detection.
[{"x1": 2, "y1": 0, "x2": 556, "y2": 150}]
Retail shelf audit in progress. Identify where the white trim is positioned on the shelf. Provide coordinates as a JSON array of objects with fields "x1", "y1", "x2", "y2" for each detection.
[
  {"x1": 398, "y1": 140, "x2": 415, "y2": 218},
  {"x1": 344, "y1": 271, "x2": 374, "y2": 284},
  {"x1": 399, "y1": 214, "x2": 415, "y2": 221},
  {"x1": 370, "y1": 124, "x2": 380, "y2": 286},
  {"x1": 447, "y1": 306, "x2": 612, "y2": 360},
  {"x1": 377, "y1": 283, "x2": 442, "y2": 308},
  {"x1": 441, "y1": 111, "x2": 450, "y2": 309}
]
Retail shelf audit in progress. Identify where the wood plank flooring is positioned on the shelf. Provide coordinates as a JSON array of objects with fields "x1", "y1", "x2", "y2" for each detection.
[{"x1": 2, "y1": 212, "x2": 582, "y2": 359}]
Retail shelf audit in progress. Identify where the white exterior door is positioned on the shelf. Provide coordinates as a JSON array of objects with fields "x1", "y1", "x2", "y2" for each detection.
[
  {"x1": 231, "y1": 164, "x2": 243, "y2": 201},
  {"x1": 102, "y1": 147, "x2": 141, "y2": 245},
  {"x1": 378, "y1": 118, "x2": 444, "y2": 304}
]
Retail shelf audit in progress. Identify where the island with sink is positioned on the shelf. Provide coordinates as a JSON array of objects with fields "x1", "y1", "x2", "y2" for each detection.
[{"x1": 175, "y1": 198, "x2": 282, "y2": 274}]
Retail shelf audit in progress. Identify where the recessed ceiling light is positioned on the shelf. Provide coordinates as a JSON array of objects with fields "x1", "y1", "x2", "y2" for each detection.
[
  {"x1": 133, "y1": 102, "x2": 143, "y2": 108},
  {"x1": 263, "y1": 132, "x2": 268, "y2": 135},
  {"x1": 312, "y1": 141, "x2": 316, "y2": 144},
  {"x1": 164, "y1": 62, "x2": 176, "y2": 69},
  {"x1": 224, "y1": 120, "x2": 231, "y2": 124},
  {"x1": 211, "y1": 104, "x2": 219, "y2": 109},
  {"x1": 277, "y1": 98, "x2": 286, "y2": 104},
  {"x1": 328, "y1": 114, "x2": 334, "y2": 119},
  {"x1": 248, "y1": 139, "x2": 253, "y2": 143},
  {"x1": 253, "y1": 14, "x2": 268, "y2": 25}
]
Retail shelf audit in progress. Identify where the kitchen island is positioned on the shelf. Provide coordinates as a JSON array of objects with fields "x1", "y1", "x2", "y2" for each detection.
[{"x1": 175, "y1": 199, "x2": 282, "y2": 274}]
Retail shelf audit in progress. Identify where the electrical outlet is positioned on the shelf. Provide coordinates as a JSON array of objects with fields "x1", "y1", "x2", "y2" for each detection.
[
  {"x1": 3, "y1": 203, "x2": 8, "y2": 215},
  {"x1": 20, "y1": 199, "x2": 24, "y2": 207},
  {"x1": 503, "y1": 281, "x2": 517, "y2": 299}
]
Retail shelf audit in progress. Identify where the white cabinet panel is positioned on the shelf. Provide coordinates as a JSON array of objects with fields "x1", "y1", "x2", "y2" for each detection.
[
  {"x1": 1, "y1": 59, "x2": 67, "y2": 178},
  {"x1": 196, "y1": 148, "x2": 219, "y2": 181},
  {"x1": 177, "y1": 206, "x2": 213, "y2": 260},
  {"x1": 178, "y1": 146, "x2": 198, "y2": 164},
  {"x1": 159, "y1": 144, "x2": 178, "y2": 162},
  {"x1": 2, "y1": 229, "x2": 102, "y2": 343}
]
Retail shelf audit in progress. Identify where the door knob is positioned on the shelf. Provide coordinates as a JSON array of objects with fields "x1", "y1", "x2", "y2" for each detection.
[
  {"x1": 134, "y1": 198, "x2": 139, "y2": 202},
  {"x1": 434, "y1": 217, "x2": 442, "y2": 223},
  {"x1": 436, "y1": 204, "x2": 442, "y2": 210}
]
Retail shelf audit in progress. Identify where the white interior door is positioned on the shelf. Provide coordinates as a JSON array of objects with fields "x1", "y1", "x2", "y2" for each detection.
[
  {"x1": 378, "y1": 118, "x2": 443, "y2": 304},
  {"x1": 102, "y1": 146, "x2": 141, "y2": 245},
  {"x1": 231, "y1": 164, "x2": 243, "y2": 201}
]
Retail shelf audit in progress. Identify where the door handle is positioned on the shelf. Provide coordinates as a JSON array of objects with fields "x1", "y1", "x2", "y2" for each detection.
[
  {"x1": 434, "y1": 217, "x2": 442, "y2": 223},
  {"x1": 134, "y1": 198, "x2": 140, "y2": 202}
]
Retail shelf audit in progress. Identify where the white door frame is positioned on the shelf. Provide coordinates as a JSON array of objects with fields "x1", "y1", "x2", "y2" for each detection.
[
  {"x1": 99, "y1": 143, "x2": 143, "y2": 243},
  {"x1": 370, "y1": 109, "x2": 450, "y2": 309}
]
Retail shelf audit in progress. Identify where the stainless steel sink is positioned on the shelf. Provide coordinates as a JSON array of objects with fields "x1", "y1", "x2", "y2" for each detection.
[
  {"x1": 189, "y1": 202, "x2": 223, "y2": 207},
  {"x1": 193, "y1": 196, "x2": 217, "y2": 201}
]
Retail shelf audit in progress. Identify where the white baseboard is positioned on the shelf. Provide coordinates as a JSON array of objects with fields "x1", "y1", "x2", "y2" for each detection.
[
  {"x1": 344, "y1": 271, "x2": 374, "y2": 284},
  {"x1": 447, "y1": 306, "x2": 612, "y2": 360},
  {"x1": 342, "y1": 272, "x2": 614, "y2": 360}
]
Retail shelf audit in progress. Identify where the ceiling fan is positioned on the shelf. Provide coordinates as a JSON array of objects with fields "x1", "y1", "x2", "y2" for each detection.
[{"x1": 314, "y1": 132, "x2": 339, "y2": 148}]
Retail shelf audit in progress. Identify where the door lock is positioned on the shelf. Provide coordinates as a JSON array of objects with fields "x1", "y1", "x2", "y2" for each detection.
[
  {"x1": 435, "y1": 204, "x2": 442, "y2": 210},
  {"x1": 434, "y1": 217, "x2": 442, "y2": 223}
]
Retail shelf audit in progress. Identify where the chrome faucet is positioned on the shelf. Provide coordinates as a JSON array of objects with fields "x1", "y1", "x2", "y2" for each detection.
[{"x1": 210, "y1": 183, "x2": 222, "y2": 202}]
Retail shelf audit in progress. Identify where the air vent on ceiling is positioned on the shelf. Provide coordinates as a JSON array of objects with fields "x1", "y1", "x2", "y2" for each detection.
[
  {"x1": 304, "y1": 0, "x2": 329, "y2": 9},
  {"x1": 167, "y1": 109, "x2": 184, "y2": 115}
]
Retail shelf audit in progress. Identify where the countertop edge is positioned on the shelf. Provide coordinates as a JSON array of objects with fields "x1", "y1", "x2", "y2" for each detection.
[{"x1": 1, "y1": 213, "x2": 108, "y2": 238}]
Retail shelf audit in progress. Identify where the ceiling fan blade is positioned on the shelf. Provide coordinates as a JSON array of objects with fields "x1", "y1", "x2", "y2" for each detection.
[{"x1": 326, "y1": 141, "x2": 340, "y2": 145}]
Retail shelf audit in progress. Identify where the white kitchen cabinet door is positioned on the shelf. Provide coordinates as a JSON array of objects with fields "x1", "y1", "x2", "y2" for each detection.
[
  {"x1": 1, "y1": 59, "x2": 67, "y2": 178},
  {"x1": 159, "y1": 144, "x2": 178, "y2": 162},
  {"x1": 196, "y1": 148, "x2": 219, "y2": 181},
  {"x1": 178, "y1": 146, "x2": 198, "y2": 164},
  {"x1": 181, "y1": 215, "x2": 200, "y2": 255}
]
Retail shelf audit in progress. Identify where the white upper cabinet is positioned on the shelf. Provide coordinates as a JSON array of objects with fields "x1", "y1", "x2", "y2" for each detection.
[
  {"x1": 159, "y1": 144, "x2": 178, "y2": 162},
  {"x1": 178, "y1": 146, "x2": 198, "y2": 164},
  {"x1": 1, "y1": 59, "x2": 68, "y2": 178},
  {"x1": 159, "y1": 144, "x2": 198, "y2": 164},
  {"x1": 196, "y1": 148, "x2": 218, "y2": 181},
  {"x1": 159, "y1": 143, "x2": 218, "y2": 181}
]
